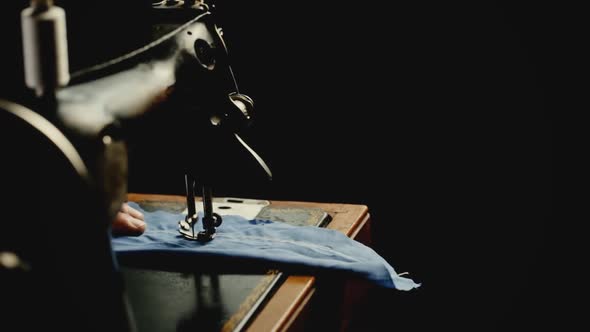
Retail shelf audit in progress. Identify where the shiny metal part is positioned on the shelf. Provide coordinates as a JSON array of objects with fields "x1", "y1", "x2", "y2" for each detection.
[{"x1": 179, "y1": 176, "x2": 223, "y2": 242}]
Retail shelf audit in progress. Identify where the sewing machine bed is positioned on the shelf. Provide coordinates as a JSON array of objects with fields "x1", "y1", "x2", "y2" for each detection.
[
  {"x1": 120, "y1": 198, "x2": 330, "y2": 332},
  {"x1": 122, "y1": 268, "x2": 281, "y2": 332}
]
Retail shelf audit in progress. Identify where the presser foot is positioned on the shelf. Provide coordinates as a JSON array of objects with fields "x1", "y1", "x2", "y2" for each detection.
[{"x1": 178, "y1": 213, "x2": 222, "y2": 242}]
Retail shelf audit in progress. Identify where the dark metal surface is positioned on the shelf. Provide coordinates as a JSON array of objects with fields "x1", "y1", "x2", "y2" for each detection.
[
  {"x1": 1, "y1": 2, "x2": 269, "y2": 331},
  {"x1": 122, "y1": 268, "x2": 281, "y2": 332},
  {"x1": 0, "y1": 99, "x2": 135, "y2": 331},
  {"x1": 54, "y1": 3, "x2": 269, "y2": 241}
]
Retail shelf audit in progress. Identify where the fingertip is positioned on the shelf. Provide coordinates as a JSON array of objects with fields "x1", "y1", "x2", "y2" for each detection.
[
  {"x1": 127, "y1": 205, "x2": 144, "y2": 220},
  {"x1": 112, "y1": 212, "x2": 146, "y2": 236},
  {"x1": 130, "y1": 217, "x2": 146, "y2": 234}
]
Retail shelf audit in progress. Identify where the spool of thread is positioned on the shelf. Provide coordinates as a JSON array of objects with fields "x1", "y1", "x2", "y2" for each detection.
[{"x1": 21, "y1": 0, "x2": 69, "y2": 96}]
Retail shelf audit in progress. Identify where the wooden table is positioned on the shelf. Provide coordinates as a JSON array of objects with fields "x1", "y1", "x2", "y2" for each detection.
[{"x1": 127, "y1": 193, "x2": 372, "y2": 332}]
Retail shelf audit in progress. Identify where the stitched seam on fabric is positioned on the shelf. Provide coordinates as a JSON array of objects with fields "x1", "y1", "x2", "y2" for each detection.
[
  {"x1": 218, "y1": 234, "x2": 361, "y2": 262},
  {"x1": 141, "y1": 230, "x2": 361, "y2": 262}
]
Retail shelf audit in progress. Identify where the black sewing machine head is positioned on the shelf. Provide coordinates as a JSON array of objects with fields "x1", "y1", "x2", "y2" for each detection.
[{"x1": 1, "y1": 1, "x2": 269, "y2": 330}]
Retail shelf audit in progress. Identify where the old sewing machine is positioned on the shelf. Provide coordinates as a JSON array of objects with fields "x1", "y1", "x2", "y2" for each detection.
[{"x1": 0, "y1": 1, "x2": 269, "y2": 330}]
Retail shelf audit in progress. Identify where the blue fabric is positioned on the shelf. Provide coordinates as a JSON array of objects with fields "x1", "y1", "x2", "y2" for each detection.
[{"x1": 112, "y1": 202, "x2": 420, "y2": 290}]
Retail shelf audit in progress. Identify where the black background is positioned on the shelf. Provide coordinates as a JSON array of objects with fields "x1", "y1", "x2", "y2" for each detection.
[
  {"x1": 0, "y1": 1, "x2": 554, "y2": 331},
  {"x1": 214, "y1": 2, "x2": 555, "y2": 330}
]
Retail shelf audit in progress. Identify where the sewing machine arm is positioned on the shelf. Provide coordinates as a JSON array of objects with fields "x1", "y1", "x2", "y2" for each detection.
[{"x1": 54, "y1": 8, "x2": 269, "y2": 240}]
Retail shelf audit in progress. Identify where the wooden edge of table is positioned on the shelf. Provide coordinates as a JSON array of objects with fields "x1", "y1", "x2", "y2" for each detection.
[{"x1": 126, "y1": 193, "x2": 370, "y2": 332}]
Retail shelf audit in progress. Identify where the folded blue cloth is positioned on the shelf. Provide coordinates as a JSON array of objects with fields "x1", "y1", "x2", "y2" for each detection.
[{"x1": 112, "y1": 202, "x2": 420, "y2": 290}]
